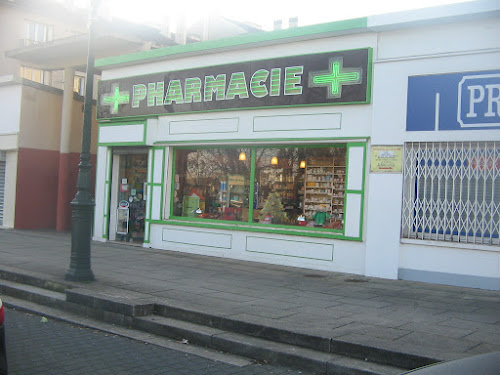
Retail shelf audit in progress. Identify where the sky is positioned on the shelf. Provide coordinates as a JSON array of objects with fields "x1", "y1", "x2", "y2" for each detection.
[{"x1": 76, "y1": 0, "x2": 472, "y2": 30}]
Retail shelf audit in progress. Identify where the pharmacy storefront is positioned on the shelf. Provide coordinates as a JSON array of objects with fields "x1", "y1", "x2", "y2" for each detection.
[
  {"x1": 93, "y1": 5, "x2": 500, "y2": 289},
  {"x1": 93, "y1": 23, "x2": 376, "y2": 275}
]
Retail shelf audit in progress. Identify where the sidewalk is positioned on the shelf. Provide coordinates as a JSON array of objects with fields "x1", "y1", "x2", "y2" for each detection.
[{"x1": 1, "y1": 229, "x2": 499, "y2": 366}]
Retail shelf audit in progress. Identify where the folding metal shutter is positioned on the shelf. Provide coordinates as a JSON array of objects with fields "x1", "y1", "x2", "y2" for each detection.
[
  {"x1": 401, "y1": 141, "x2": 499, "y2": 245},
  {"x1": 0, "y1": 152, "x2": 5, "y2": 226}
]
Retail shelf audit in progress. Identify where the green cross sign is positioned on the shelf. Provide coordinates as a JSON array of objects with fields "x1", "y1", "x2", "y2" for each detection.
[
  {"x1": 101, "y1": 84, "x2": 130, "y2": 114},
  {"x1": 309, "y1": 58, "x2": 362, "y2": 99}
]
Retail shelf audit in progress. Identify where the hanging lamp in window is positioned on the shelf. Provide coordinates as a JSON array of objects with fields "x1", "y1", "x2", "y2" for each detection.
[
  {"x1": 271, "y1": 156, "x2": 278, "y2": 165},
  {"x1": 299, "y1": 160, "x2": 306, "y2": 168},
  {"x1": 238, "y1": 151, "x2": 247, "y2": 161}
]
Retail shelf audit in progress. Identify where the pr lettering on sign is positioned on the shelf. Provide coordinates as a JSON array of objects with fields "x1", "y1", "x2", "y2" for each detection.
[
  {"x1": 458, "y1": 73, "x2": 500, "y2": 128},
  {"x1": 407, "y1": 70, "x2": 500, "y2": 131}
]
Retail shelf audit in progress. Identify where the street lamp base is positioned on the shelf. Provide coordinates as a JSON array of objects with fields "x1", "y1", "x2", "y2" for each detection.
[
  {"x1": 65, "y1": 267, "x2": 95, "y2": 282},
  {"x1": 66, "y1": 198, "x2": 96, "y2": 282}
]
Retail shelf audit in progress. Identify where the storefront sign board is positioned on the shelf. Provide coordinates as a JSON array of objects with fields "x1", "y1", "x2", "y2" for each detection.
[
  {"x1": 407, "y1": 70, "x2": 500, "y2": 131},
  {"x1": 98, "y1": 48, "x2": 372, "y2": 119}
]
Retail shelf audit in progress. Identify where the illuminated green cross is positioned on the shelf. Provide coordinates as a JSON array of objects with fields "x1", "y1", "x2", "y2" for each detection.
[
  {"x1": 101, "y1": 84, "x2": 130, "y2": 114},
  {"x1": 309, "y1": 58, "x2": 362, "y2": 99}
]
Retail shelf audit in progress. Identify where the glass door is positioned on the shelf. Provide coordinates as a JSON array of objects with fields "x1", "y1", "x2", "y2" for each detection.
[{"x1": 109, "y1": 152, "x2": 148, "y2": 244}]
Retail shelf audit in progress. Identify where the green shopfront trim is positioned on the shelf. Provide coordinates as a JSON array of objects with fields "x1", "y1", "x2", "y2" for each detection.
[
  {"x1": 97, "y1": 48, "x2": 373, "y2": 120},
  {"x1": 162, "y1": 142, "x2": 366, "y2": 241},
  {"x1": 144, "y1": 146, "x2": 166, "y2": 244}
]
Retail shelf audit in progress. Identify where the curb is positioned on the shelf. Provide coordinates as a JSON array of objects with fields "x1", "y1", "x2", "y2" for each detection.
[{"x1": 0, "y1": 267, "x2": 438, "y2": 374}]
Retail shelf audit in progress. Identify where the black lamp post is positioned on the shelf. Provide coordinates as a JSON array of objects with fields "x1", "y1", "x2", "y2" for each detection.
[{"x1": 66, "y1": 0, "x2": 100, "y2": 282}]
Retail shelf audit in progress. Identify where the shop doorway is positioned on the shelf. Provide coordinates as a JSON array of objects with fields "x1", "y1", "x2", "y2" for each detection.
[{"x1": 108, "y1": 150, "x2": 148, "y2": 244}]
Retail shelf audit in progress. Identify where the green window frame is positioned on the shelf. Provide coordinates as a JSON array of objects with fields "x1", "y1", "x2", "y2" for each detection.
[{"x1": 163, "y1": 143, "x2": 363, "y2": 240}]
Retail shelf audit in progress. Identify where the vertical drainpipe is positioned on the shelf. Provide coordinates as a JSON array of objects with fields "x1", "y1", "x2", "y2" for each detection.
[{"x1": 56, "y1": 67, "x2": 75, "y2": 231}]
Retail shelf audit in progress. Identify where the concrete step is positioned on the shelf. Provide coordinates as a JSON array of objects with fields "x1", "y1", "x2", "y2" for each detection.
[
  {"x1": 65, "y1": 292, "x2": 425, "y2": 370},
  {"x1": 0, "y1": 269, "x2": 432, "y2": 374},
  {"x1": 1, "y1": 295, "x2": 254, "y2": 368},
  {"x1": 0, "y1": 278, "x2": 148, "y2": 328},
  {"x1": 134, "y1": 314, "x2": 405, "y2": 375},
  {"x1": 0, "y1": 265, "x2": 69, "y2": 293},
  {"x1": 0, "y1": 279, "x2": 66, "y2": 308},
  {"x1": 0, "y1": 280, "x2": 405, "y2": 375},
  {"x1": 156, "y1": 303, "x2": 330, "y2": 351},
  {"x1": 153, "y1": 303, "x2": 435, "y2": 370},
  {"x1": 66, "y1": 287, "x2": 155, "y2": 317}
]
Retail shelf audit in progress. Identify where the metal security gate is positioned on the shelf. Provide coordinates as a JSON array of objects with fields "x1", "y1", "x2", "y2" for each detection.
[
  {"x1": 0, "y1": 151, "x2": 6, "y2": 226},
  {"x1": 401, "y1": 141, "x2": 500, "y2": 245}
]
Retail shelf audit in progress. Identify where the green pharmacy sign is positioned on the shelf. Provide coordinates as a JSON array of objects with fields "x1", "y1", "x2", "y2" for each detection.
[{"x1": 97, "y1": 48, "x2": 372, "y2": 119}]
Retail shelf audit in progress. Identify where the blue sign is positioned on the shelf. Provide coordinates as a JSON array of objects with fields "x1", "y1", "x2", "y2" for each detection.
[{"x1": 407, "y1": 70, "x2": 500, "y2": 131}]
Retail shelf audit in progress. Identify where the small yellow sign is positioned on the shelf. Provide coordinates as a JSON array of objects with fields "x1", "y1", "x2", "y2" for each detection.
[{"x1": 370, "y1": 145, "x2": 403, "y2": 173}]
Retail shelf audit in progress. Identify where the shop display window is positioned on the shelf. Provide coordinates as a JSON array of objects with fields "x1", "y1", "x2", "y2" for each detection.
[
  {"x1": 173, "y1": 148, "x2": 251, "y2": 221},
  {"x1": 173, "y1": 145, "x2": 346, "y2": 230}
]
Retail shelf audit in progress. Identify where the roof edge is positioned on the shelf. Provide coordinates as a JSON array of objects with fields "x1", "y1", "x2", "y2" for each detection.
[
  {"x1": 368, "y1": 0, "x2": 500, "y2": 30},
  {"x1": 95, "y1": 17, "x2": 368, "y2": 69},
  {"x1": 0, "y1": 75, "x2": 64, "y2": 95},
  {"x1": 0, "y1": 75, "x2": 22, "y2": 86},
  {"x1": 95, "y1": 0, "x2": 500, "y2": 70}
]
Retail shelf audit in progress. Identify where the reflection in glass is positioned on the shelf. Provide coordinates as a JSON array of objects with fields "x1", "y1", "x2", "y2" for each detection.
[
  {"x1": 173, "y1": 148, "x2": 251, "y2": 221},
  {"x1": 173, "y1": 146, "x2": 346, "y2": 230}
]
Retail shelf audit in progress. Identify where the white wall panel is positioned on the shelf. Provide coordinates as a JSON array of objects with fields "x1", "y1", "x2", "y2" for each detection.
[
  {"x1": 246, "y1": 236, "x2": 334, "y2": 261},
  {"x1": 148, "y1": 224, "x2": 366, "y2": 274},
  {"x1": 93, "y1": 146, "x2": 110, "y2": 240},
  {"x1": 169, "y1": 118, "x2": 239, "y2": 135},
  {"x1": 162, "y1": 227, "x2": 232, "y2": 249},
  {"x1": 99, "y1": 124, "x2": 144, "y2": 144},
  {"x1": 365, "y1": 174, "x2": 403, "y2": 279},
  {"x1": 400, "y1": 244, "x2": 500, "y2": 277},
  {"x1": 375, "y1": 17, "x2": 499, "y2": 61},
  {"x1": 151, "y1": 185, "x2": 162, "y2": 220},
  {"x1": 347, "y1": 146, "x2": 365, "y2": 191},
  {"x1": 0, "y1": 85, "x2": 22, "y2": 134},
  {"x1": 253, "y1": 113, "x2": 341, "y2": 132},
  {"x1": 344, "y1": 193, "x2": 362, "y2": 239},
  {"x1": 153, "y1": 149, "x2": 163, "y2": 184}
]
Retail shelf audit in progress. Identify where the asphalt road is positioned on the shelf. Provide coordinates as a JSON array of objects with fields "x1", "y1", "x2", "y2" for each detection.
[{"x1": 5, "y1": 308, "x2": 314, "y2": 375}]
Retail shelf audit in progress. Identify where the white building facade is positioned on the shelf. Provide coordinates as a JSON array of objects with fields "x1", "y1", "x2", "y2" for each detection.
[{"x1": 93, "y1": 1, "x2": 500, "y2": 290}]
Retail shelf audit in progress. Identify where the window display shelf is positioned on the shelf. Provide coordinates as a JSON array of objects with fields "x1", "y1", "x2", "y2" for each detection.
[{"x1": 303, "y1": 157, "x2": 346, "y2": 228}]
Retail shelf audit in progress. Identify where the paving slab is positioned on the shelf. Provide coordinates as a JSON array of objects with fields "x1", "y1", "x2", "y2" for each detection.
[{"x1": 1, "y1": 228, "x2": 499, "y2": 366}]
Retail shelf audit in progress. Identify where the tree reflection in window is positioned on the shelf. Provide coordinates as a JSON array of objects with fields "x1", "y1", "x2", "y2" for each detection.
[{"x1": 173, "y1": 146, "x2": 346, "y2": 230}]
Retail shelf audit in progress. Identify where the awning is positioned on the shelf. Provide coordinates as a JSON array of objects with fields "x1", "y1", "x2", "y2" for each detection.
[{"x1": 5, "y1": 33, "x2": 147, "y2": 73}]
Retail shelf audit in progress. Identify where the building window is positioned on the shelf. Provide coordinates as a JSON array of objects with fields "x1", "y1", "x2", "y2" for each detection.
[
  {"x1": 25, "y1": 21, "x2": 53, "y2": 46},
  {"x1": 19, "y1": 66, "x2": 49, "y2": 85},
  {"x1": 172, "y1": 145, "x2": 346, "y2": 230},
  {"x1": 74, "y1": 75, "x2": 85, "y2": 95},
  {"x1": 401, "y1": 142, "x2": 500, "y2": 245},
  {"x1": 173, "y1": 148, "x2": 251, "y2": 221}
]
